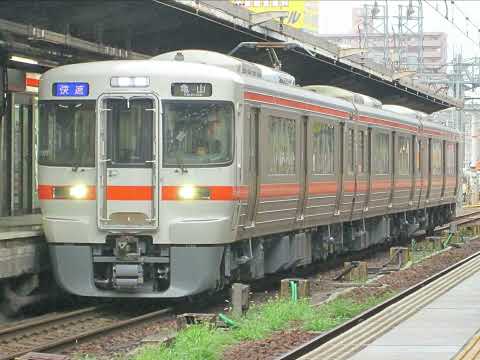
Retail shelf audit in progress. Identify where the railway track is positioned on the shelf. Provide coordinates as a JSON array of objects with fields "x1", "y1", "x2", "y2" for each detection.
[
  {"x1": 1, "y1": 211, "x2": 478, "y2": 360},
  {"x1": 436, "y1": 209, "x2": 480, "y2": 232},
  {"x1": 278, "y1": 234, "x2": 480, "y2": 359},
  {"x1": 0, "y1": 305, "x2": 172, "y2": 360}
]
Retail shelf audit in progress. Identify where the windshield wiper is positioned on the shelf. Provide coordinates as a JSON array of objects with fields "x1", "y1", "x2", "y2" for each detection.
[{"x1": 174, "y1": 149, "x2": 188, "y2": 175}]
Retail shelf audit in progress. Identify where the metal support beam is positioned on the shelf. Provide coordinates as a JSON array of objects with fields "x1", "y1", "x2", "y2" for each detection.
[
  {"x1": 0, "y1": 18, "x2": 148, "y2": 60},
  {"x1": 249, "y1": 11, "x2": 288, "y2": 27},
  {"x1": 337, "y1": 48, "x2": 367, "y2": 59},
  {"x1": 0, "y1": 45, "x2": 7, "y2": 117}
]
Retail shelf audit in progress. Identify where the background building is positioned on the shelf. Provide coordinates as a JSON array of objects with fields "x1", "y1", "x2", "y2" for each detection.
[
  {"x1": 321, "y1": 7, "x2": 448, "y2": 75},
  {"x1": 232, "y1": 0, "x2": 320, "y2": 35}
]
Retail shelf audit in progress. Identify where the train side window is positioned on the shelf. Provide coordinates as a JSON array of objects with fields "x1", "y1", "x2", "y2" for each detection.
[
  {"x1": 268, "y1": 116, "x2": 296, "y2": 175},
  {"x1": 432, "y1": 140, "x2": 442, "y2": 176},
  {"x1": 398, "y1": 136, "x2": 410, "y2": 176},
  {"x1": 358, "y1": 130, "x2": 365, "y2": 174},
  {"x1": 347, "y1": 128, "x2": 354, "y2": 175},
  {"x1": 375, "y1": 132, "x2": 389, "y2": 175},
  {"x1": 312, "y1": 120, "x2": 334, "y2": 175}
]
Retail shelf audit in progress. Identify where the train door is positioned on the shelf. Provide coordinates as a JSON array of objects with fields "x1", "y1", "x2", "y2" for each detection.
[
  {"x1": 296, "y1": 115, "x2": 308, "y2": 228},
  {"x1": 426, "y1": 138, "x2": 432, "y2": 201},
  {"x1": 441, "y1": 140, "x2": 447, "y2": 200},
  {"x1": 417, "y1": 137, "x2": 427, "y2": 207},
  {"x1": 97, "y1": 94, "x2": 159, "y2": 230},
  {"x1": 410, "y1": 136, "x2": 416, "y2": 206},
  {"x1": 370, "y1": 129, "x2": 391, "y2": 215},
  {"x1": 338, "y1": 124, "x2": 356, "y2": 219},
  {"x1": 413, "y1": 136, "x2": 421, "y2": 207},
  {"x1": 238, "y1": 105, "x2": 259, "y2": 232},
  {"x1": 393, "y1": 133, "x2": 412, "y2": 210},
  {"x1": 353, "y1": 126, "x2": 368, "y2": 218},
  {"x1": 253, "y1": 108, "x2": 301, "y2": 235},
  {"x1": 364, "y1": 128, "x2": 373, "y2": 212},
  {"x1": 304, "y1": 115, "x2": 337, "y2": 227},
  {"x1": 389, "y1": 131, "x2": 396, "y2": 209}
]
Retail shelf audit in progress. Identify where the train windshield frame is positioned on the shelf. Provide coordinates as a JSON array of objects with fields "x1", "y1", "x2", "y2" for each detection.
[
  {"x1": 38, "y1": 100, "x2": 96, "y2": 167},
  {"x1": 162, "y1": 100, "x2": 234, "y2": 168}
]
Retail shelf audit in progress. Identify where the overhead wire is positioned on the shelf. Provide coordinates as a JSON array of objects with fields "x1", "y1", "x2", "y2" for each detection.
[
  {"x1": 450, "y1": 0, "x2": 480, "y2": 32},
  {"x1": 423, "y1": 0, "x2": 480, "y2": 49}
]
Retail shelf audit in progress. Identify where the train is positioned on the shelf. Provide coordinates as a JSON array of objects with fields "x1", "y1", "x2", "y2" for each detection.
[{"x1": 37, "y1": 49, "x2": 460, "y2": 298}]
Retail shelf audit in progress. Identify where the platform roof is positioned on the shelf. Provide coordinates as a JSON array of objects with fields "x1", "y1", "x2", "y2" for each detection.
[{"x1": 0, "y1": 0, "x2": 462, "y2": 113}]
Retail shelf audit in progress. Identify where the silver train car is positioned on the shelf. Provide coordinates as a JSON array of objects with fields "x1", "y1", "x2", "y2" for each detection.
[{"x1": 37, "y1": 50, "x2": 460, "y2": 298}]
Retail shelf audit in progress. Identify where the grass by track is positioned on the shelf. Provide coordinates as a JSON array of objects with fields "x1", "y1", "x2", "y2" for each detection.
[{"x1": 133, "y1": 293, "x2": 394, "y2": 360}]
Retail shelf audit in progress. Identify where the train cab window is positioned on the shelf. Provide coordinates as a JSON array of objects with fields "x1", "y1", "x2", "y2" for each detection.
[
  {"x1": 375, "y1": 132, "x2": 390, "y2": 175},
  {"x1": 38, "y1": 100, "x2": 95, "y2": 167},
  {"x1": 432, "y1": 140, "x2": 443, "y2": 176},
  {"x1": 268, "y1": 116, "x2": 296, "y2": 175},
  {"x1": 106, "y1": 98, "x2": 153, "y2": 167},
  {"x1": 398, "y1": 136, "x2": 411, "y2": 176},
  {"x1": 312, "y1": 121, "x2": 334, "y2": 175},
  {"x1": 163, "y1": 101, "x2": 233, "y2": 167}
]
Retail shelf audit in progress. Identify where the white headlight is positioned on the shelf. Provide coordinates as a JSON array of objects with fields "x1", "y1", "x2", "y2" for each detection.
[
  {"x1": 178, "y1": 185, "x2": 196, "y2": 200},
  {"x1": 69, "y1": 184, "x2": 88, "y2": 199},
  {"x1": 110, "y1": 76, "x2": 150, "y2": 87}
]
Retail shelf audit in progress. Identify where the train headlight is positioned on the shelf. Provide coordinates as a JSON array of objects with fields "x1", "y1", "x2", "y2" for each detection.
[
  {"x1": 176, "y1": 185, "x2": 211, "y2": 200},
  {"x1": 69, "y1": 184, "x2": 88, "y2": 199},
  {"x1": 178, "y1": 185, "x2": 197, "y2": 200},
  {"x1": 110, "y1": 76, "x2": 150, "y2": 88}
]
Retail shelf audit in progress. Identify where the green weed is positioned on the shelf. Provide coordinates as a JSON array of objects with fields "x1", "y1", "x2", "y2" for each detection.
[{"x1": 133, "y1": 292, "x2": 395, "y2": 360}]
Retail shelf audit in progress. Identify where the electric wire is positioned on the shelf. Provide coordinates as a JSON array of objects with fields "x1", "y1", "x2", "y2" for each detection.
[{"x1": 423, "y1": 0, "x2": 480, "y2": 49}]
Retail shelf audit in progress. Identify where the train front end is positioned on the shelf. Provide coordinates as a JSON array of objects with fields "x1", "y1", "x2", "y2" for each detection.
[{"x1": 38, "y1": 59, "x2": 239, "y2": 298}]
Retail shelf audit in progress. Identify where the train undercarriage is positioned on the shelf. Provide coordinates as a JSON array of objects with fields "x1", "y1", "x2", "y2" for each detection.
[{"x1": 50, "y1": 204, "x2": 455, "y2": 298}]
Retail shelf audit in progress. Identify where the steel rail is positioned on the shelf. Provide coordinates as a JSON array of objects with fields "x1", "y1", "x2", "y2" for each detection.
[
  {"x1": 277, "y1": 237, "x2": 480, "y2": 359},
  {"x1": 0, "y1": 306, "x2": 172, "y2": 360},
  {"x1": 436, "y1": 209, "x2": 480, "y2": 232}
]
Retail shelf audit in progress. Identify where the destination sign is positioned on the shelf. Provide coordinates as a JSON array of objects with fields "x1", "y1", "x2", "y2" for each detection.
[
  {"x1": 171, "y1": 83, "x2": 212, "y2": 97},
  {"x1": 53, "y1": 82, "x2": 89, "y2": 97}
]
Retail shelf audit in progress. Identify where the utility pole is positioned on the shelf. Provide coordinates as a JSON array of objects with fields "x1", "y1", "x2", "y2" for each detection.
[
  {"x1": 360, "y1": 1, "x2": 389, "y2": 66},
  {"x1": 395, "y1": 0, "x2": 424, "y2": 73}
]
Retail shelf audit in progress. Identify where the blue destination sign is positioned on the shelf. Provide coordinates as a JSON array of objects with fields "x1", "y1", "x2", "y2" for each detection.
[{"x1": 53, "y1": 82, "x2": 89, "y2": 97}]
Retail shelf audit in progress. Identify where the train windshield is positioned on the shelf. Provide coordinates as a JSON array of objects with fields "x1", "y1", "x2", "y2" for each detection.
[
  {"x1": 163, "y1": 101, "x2": 233, "y2": 167},
  {"x1": 38, "y1": 100, "x2": 95, "y2": 167}
]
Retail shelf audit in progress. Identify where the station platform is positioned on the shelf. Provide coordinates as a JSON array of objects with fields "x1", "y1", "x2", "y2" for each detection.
[
  {"x1": 0, "y1": 214, "x2": 47, "y2": 281},
  {"x1": 349, "y1": 267, "x2": 480, "y2": 360},
  {"x1": 0, "y1": 214, "x2": 43, "y2": 240}
]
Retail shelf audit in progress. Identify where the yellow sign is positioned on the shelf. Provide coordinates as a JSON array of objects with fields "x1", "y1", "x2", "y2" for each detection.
[{"x1": 232, "y1": 0, "x2": 318, "y2": 34}]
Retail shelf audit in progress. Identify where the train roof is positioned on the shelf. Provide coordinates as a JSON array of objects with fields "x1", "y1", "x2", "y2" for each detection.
[
  {"x1": 152, "y1": 50, "x2": 295, "y2": 86},
  {"x1": 39, "y1": 49, "x2": 459, "y2": 139}
]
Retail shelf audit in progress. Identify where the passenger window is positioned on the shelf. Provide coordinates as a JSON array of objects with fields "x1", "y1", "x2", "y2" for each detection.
[
  {"x1": 398, "y1": 136, "x2": 411, "y2": 175},
  {"x1": 312, "y1": 121, "x2": 334, "y2": 175},
  {"x1": 269, "y1": 116, "x2": 296, "y2": 175},
  {"x1": 375, "y1": 132, "x2": 390, "y2": 175}
]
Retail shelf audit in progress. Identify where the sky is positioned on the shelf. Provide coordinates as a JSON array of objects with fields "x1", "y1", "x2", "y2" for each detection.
[{"x1": 316, "y1": 0, "x2": 480, "y2": 61}]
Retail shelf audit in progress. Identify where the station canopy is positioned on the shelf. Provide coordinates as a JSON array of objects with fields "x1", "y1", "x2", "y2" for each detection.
[{"x1": 0, "y1": 0, "x2": 461, "y2": 113}]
